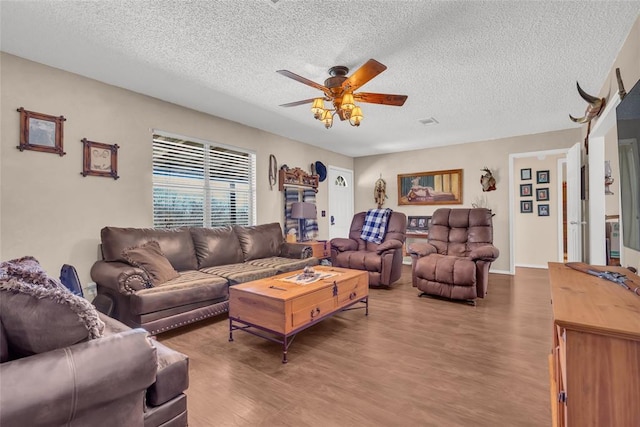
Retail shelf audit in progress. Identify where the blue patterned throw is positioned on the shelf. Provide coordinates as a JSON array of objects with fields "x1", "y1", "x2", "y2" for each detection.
[{"x1": 360, "y1": 208, "x2": 392, "y2": 244}]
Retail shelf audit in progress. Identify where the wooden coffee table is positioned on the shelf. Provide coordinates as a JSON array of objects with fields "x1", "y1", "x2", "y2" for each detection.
[{"x1": 228, "y1": 266, "x2": 369, "y2": 363}]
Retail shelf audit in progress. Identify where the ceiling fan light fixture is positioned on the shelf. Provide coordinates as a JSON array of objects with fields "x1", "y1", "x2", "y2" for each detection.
[
  {"x1": 349, "y1": 106, "x2": 363, "y2": 127},
  {"x1": 321, "y1": 110, "x2": 333, "y2": 129},
  {"x1": 311, "y1": 98, "x2": 325, "y2": 119},
  {"x1": 341, "y1": 93, "x2": 355, "y2": 111}
]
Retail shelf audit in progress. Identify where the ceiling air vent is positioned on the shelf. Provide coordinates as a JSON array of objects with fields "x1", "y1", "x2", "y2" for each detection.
[
  {"x1": 266, "y1": 0, "x2": 281, "y2": 8},
  {"x1": 418, "y1": 117, "x2": 439, "y2": 126}
]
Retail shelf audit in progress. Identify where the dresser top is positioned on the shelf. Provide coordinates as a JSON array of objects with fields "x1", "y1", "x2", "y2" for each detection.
[{"x1": 548, "y1": 262, "x2": 640, "y2": 340}]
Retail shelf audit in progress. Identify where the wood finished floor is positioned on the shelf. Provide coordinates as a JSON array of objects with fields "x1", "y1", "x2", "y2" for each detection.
[{"x1": 158, "y1": 266, "x2": 553, "y2": 427}]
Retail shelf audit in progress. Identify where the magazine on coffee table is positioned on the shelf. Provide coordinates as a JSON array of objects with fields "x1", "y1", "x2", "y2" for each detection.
[{"x1": 279, "y1": 271, "x2": 339, "y2": 285}]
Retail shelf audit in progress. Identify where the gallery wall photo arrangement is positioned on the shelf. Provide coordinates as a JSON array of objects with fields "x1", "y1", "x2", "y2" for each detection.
[
  {"x1": 16, "y1": 107, "x2": 66, "y2": 156},
  {"x1": 537, "y1": 170, "x2": 550, "y2": 184},
  {"x1": 81, "y1": 138, "x2": 120, "y2": 180},
  {"x1": 398, "y1": 169, "x2": 463, "y2": 205}
]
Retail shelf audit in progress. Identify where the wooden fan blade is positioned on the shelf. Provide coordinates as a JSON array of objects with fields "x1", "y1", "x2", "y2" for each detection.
[
  {"x1": 354, "y1": 92, "x2": 408, "y2": 106},
  {"x1": 342, "y1": 59, "x2": 387, "y2": 92},
  {"x1": 279, "y1": 98, "x2": 317, "y2": 107},
  {"x1": 276, "y1": 70, "x2": 331, "y2": 96}
]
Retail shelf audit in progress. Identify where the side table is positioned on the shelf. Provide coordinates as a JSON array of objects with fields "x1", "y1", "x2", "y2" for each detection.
[{"x1": 291, "y1": 240, "x2": 330, "y2": 260}]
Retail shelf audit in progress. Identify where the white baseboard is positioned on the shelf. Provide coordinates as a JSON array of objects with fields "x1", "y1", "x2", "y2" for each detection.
[
  {"x1": 514, "y1": 263, "x2": 548, "y2": 270},
  {"x1": 489, "y1": 269, "x2": 512, "y2": 275}
]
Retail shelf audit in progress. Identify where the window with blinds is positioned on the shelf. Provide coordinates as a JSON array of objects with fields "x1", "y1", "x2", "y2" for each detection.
[{"x1": 152, "y1": 134, "x2": 256, "y2": 228}]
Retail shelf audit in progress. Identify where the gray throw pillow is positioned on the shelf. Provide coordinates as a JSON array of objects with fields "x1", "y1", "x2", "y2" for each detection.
[
  {"x1": 0, "y1": 256, "x2": 105, "y2": 359},
  {"x1": 122, "y1": 240, "x2": 180, "y2": 286}
]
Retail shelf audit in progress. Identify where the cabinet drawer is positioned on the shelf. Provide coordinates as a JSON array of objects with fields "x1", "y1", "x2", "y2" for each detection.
[
  {"x1": 336, "y1": 276, "x2": 368, "y2": 307},
  {"x1": 291, "y1": 286, "x2": 336, "y2": 311},
  {"x1": 291, "y1": 297, "x2": 336, "y2": 329}
]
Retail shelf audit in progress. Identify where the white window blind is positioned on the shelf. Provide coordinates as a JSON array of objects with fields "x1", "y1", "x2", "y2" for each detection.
[{"x1": 152, "y1": 134, "x2": 256, "y2": 228}]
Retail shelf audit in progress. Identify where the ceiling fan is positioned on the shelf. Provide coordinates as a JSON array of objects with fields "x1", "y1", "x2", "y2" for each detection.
[{"x1": 277, "y1": 59, "x2": 408, "y2": 128}]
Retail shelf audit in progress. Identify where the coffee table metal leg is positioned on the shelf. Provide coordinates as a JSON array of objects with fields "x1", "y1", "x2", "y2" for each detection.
[
  {"x1": 365, "y1": 297, "x2": 369, "y2": 315},
  {"x1": 282, "y1": 335, "x2": 288, "y2": 363},
  {"x1": 229, "y1": 318, "x2": 234, "y2": 342}
]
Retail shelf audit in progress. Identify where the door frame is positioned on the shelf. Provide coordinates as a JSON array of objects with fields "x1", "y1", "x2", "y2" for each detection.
[{"x1": 508, "y1": 148, "x2": 570, "y2": 274}]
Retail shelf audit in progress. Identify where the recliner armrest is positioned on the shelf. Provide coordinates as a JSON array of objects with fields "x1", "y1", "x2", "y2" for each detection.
[
  {"x1": 469, "y1": 245, "x2": 500, "y2": 262},
  {"x1": 0, "y1": 329, "x2": 157, "y2": 427},
  {"x1": 330, "y1": 238, "x2": 358, "y2": 252},
  {"x1": 408, "y1": 242, "x2": 437, "y2": 257},
  {"x1": 91, "y1": 260, "x2": 151, "y2": 295},
  {"x1": 376, "y1": 239, "x2": 403, "y2": 254}
]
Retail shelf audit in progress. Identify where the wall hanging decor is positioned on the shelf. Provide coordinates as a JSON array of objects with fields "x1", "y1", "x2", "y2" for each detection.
[
  {"x1": 520, "y1": 184, "x2": 532, "y2": 197},
  {"x1": 480, "y1": 167, "x2": 496, "y2": 192},
  {"x1": 520, "y1": 200, "x2": 533, "y2": 213},
  {"x1": 537, "y1": 170, "x2": 550, "y2": 184},
  {"x1": 81, "y1": 138, "x2": 119, "y2": 180},
  {"x1": 16, "y1": 107, "x2": 66, "y2": 156},
  {"x1": 538, "y1": 204, "x2": 550, "y2": 216},
  {"x1": 536, "y1": 188, "x2": 549, "y2": 201},
  {"x1": 374, "y1": 175, "x2": 388, "y2": 208},
  {"x1": 520, "y1": 168, "x2": 532, "y2": 180},
  {"x1": 398, "y1": 169, "x2": 462, "y2": 205}
]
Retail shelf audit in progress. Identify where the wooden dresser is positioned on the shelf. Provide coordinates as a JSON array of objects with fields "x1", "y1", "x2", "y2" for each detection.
[{"x1": 548, "y1": 262, "x2": 640, "y2": 426}]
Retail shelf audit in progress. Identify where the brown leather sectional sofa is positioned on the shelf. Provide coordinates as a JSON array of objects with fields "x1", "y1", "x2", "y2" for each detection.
[
  {"x1": 91, "y1": 223, "x2": 318, "y2": 334},
  {"x1": 1, "y1": 256, "x2": 188, "y2": 427}
]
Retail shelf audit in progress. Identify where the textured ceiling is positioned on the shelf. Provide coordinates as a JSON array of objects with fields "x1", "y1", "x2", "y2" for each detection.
[{"x1": 1, "y1": 1, "x2": 639, "y2": 157}]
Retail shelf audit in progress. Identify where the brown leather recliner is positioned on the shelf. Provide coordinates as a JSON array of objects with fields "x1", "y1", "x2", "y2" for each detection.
[
  {"x1": 330, "y1": 211, "x2": 407, "y2": 287},
  {"x1": 409, "y1": 208, "x2": 499, "y2": 304}
]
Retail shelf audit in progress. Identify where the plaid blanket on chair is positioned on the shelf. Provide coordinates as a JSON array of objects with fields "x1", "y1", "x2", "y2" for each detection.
[{"x1": 360, "y1": 208, "x2": 392, "y2": 244}]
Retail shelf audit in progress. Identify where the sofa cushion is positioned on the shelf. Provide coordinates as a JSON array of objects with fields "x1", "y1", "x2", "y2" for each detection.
[
  {"x1": 190, "y1": 226, "x2": 244, "y2": 269},
  {"x1": 122, "y1": 241, "x2": 180, "y2": 286},
  {"x1": 200, "y1": 263, "x2": 276, "y2": 285},
  {"x1": 0, "y1": 256, "x2": 105, "y2": 359},
  {"x1": 101, "y1": 226, "x2": 198, "y2": 271},
  {"x1": 147, "y1": 340, "x2": 189, "y2": 407},
  {"x1": 130, "y1": 270, "x2": 229, "y2": 315},
  {"x1": 233, "y1": 223, "x2": 284, "y2": 261}
]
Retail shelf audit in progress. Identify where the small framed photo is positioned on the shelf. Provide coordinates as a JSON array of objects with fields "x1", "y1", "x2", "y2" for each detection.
[
  {"x1": 520, "y1": 200, "x2": 533, "y2": 213},
  {"x1": 520, "y1": 168, "x2": 532, "y2": 180},
  {"x1": 536, "y1": 188, "x2": 549, "y2": 201},
  {"x1": 538, "y1": 204, "x2": 550, "y2": 216},
  {"x1": 407, "y1": 215, "x2": 431, "y2": 233},
  {"x1": 520, "y1": 183, "x2": 532, "y2": 197},
  {"x1": 81, "y1": 138, "x2": 120, "y2": 180},
  {"x1": 537, "y1": 170, "x2": 550, "y2": 184},
  {"x1": 16, "y1": 107, "x2": 66, "y2": 156}
]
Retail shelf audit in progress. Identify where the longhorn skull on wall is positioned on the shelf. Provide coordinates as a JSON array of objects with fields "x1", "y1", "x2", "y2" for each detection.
[{"x1": 569, "y1": 82, "x2": 605, "y2": 124}]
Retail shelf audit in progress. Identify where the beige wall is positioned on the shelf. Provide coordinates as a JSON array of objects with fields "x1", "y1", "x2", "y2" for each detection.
[
  {"x1": 354, "y1": 129, "x2": 580, "y2": 272},
  {"x1": 595, "y1": 14, "x2": 640, "y2": 271},
  {"x1": 514, "y1": 153, "x2": 565, "y2": 268},
  {"x1": 0, "y1": 53, "x2": 352, "y2": 284}
]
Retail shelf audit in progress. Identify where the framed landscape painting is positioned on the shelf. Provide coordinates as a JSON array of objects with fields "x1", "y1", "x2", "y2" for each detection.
[
  {"x1": 398, "y1": 169, "x2": 463, "y2": 205},
  {"x1": 17, "y1": 107, "x2": 66, "y2": 156}
]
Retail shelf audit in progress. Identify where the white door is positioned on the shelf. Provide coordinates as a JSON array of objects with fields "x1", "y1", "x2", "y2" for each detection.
[
  {"x1": 566, "y1": 142, "x2": 583, "y2": 262},
  {"x1": 328, "y1": 166, "x2": 354, "y2": 240}
]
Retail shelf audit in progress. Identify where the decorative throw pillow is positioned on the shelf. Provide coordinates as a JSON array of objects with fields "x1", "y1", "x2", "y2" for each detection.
[
  {"x1": 0, "y1": 256, "x2": 105, "y2": 359},
  {"x1": 122, "y1": 240, "x2": 180, "y2": 286}
]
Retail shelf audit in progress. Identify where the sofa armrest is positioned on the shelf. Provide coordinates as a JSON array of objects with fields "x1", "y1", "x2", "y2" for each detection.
[
  {"x1": 91, "y1": 260, "x2": 151, "y2": 295},
  {"x1": 376, "y1": 239, "x2": 403, "y2": 254},
  {"x1": 469, "y1": 245, "x2": 500, "y2": 262},
  {"x1": 0, "y1": 329, "x2": 157, "y2": 427},
  {"x1": 408, "y1": 242, "x2": 437, "y2": 258},
  {"x1": 280, "y1": 243, "x2": 311, "y2": 259},
  {"x1": 330, "y1": 238, "x2": 358, "y2": 252}
]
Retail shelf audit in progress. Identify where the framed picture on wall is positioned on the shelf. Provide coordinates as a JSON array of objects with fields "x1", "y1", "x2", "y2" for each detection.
[
  {"x1": 537, "y1": 170, "x2": 550, "y2": 184},
  {"x1": 538, "y1": 204, "x2": 550, "y2": 216},
  {"x1": 16, "y1": 107, "x2": 66, "y2": 156},
  {"x1": 407, "y1": 215, "x2": 431, "y2": 233},
  {"x1": 520, "y1": 200, "x2": 533, "y2": 213},
  {"x1": 536, "y1": 188, "x2": 549, "y2": 201},
  {"x1": 81, "y1": 138, "x2": 120, "y2": 180},
  {"x1": 520, "y1": 184, "x2": 532, "y2": 197},
  {"x1": 520, "y1": 168, "x2": 532, "y2": 180}
]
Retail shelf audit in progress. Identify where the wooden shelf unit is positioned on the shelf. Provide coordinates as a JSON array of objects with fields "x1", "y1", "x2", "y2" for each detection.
[
  {"x1": 548, "y1": 262, "x2": 640, "y2": 427},
  {"x1": 278, "y1": 168, "x2": 318, "y2": 192}
]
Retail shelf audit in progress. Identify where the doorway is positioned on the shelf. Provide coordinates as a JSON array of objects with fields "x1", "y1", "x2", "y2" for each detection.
[{"x1": 328, "y1": 166, "x2": 354, "y2": 240}]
